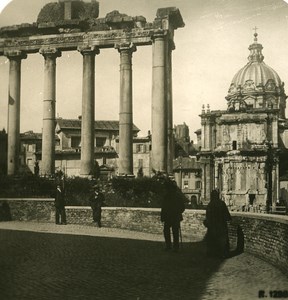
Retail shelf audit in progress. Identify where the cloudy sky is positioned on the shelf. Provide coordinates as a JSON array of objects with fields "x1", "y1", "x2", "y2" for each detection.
[{"x1": 1, "y1": 0, "x2": 288, "y2": 141}]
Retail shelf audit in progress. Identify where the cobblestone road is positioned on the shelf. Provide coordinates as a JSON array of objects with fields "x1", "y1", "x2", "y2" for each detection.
[{"x1": 0, "y1": 221, "x2": 287, "y2": 300}]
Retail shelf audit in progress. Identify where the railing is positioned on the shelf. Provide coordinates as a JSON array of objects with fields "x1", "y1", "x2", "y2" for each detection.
[
  {"x1": 270, "y1": 206, "x2": 287, "y2": 215},
  {"x1": 181, "y1": 188, "x2": 200, "y2": 194}
]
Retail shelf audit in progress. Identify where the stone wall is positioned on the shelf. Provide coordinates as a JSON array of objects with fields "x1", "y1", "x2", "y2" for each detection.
[
  {"x1": 0, "y1": 198, "x2": 288, "y2": 275},
  {"x1": 228, "y1": 212, "x2": 288, "y2": 276},
  {"x1": 59, "y1": 206, "x2": 207, "y2": 241},
  {"x1": 0, "y1": 198, "x2": 55, "y2": 222}
]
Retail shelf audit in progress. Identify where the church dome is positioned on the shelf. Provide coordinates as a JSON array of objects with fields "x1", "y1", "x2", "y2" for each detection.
[{"x1": 226, "y1": 32, "x2": 286, "y2": 117}]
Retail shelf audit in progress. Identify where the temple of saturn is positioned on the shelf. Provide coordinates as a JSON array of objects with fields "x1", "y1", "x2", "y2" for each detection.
[{"x1": 0, "y1": 0, "x2": 184, "y2": 177}]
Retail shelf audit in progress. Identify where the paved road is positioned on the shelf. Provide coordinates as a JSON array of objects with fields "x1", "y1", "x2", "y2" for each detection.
[{"x1": 0, "y1": 221, "x2": 287, "y2": 300}]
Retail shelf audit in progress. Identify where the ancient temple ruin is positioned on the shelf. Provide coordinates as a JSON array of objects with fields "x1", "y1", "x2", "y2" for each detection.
[{"x1": 0, "y1": 0, "x2": 184, "y2": 177}]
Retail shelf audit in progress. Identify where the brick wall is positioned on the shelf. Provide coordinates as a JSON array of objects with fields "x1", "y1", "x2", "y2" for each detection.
[
  {"x1": 228, "y1": 212, "x2": 288, "y2": 276},
  {"x1": 0, "y1": 198, "x2": 54, "y2": 222},
  {"x1": 0, "y1": 198, "x2": 287, "y2": 275}
]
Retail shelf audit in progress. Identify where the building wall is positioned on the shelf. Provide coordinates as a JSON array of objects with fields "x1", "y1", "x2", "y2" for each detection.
[
  {"x1": 55, "y1": 157, "x2": 81, "y2": 176},
  {"x1": 216, "y1": 156, "x2": 267, "y2": 207},
  {"x1": 216, "y1": 114, "x2": 268, "y2": 151},
  {"x1": 174, "y1": 171, "x2": 201, "y2": 205},
  {"x1": 200, "y1": 110, "x2": 279, "y2": 207}
]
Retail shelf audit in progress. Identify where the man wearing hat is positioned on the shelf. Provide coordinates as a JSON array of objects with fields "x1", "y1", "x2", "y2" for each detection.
[
  {"x1": 55, "y1": 184, "x2": 66, "y2": 225},
  {"x1": 89, "y1": 185, "x2": 105, "y2": 227}
]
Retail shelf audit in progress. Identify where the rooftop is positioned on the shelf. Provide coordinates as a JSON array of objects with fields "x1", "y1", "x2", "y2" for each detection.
[{"x1": 56, "y1": 118, "x2": 140, "y2": 132}]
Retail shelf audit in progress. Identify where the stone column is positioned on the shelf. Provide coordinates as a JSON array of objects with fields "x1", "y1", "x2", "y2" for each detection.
[
  {"x1": 40, "y1": 47, "x2": 61, "y2": 176},
  {"x1": 5, "y1": 50, "x2": 27, "y2": 175},
  {"x1": 115, "y1": 43, "x2": 136, "y2": 175},
  {"x1": 78, "y1": 46, "x2": 99, "y2": 177},
  {"x1": 151, "y1": 30, "x2": 168, "y2": 173},
  {"x1": 167, "y1": 42, "x2": 175, "y2": 174}
]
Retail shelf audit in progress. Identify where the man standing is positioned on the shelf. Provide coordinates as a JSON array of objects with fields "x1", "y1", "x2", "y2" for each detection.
[
  {"x1": 89, "y1": 186, "x2": 105, "y2": 227},
  {"x1": 55, "y1": 184, "x2": 66, "y2": 225},
  {"x1": 160, "y1": 179, "x2": 185, "y2": 252}
]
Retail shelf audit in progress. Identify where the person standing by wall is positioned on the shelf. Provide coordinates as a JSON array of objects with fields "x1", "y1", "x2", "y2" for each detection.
[
  {"x1": 204, "y1": 189, "x2": 231, "y2": 258},
  {"x1": 34, "y1": 161, "x2": 39, "y2": 176},
  {"x1": 55, "y1": 184, "x2": 66, "y2": 225},
  {"x1": 160, "y1": 178, "x2": 185, "y2": 252},
  {"x1": 89, "y1": 185, "x2": 105, "y2": 227}
]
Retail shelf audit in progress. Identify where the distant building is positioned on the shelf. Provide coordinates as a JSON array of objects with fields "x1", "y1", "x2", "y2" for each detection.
[
  {"x1": 197, "y1": 33, "x2": 288, "y2": 212},
  {"x1": 20, "y1": 131, "x2": 46, "y2": 174},
  {"x1": 115, "y1": 135, "x2": 151, "y2": 177},
  {"x1": 17, "y1": 117, "x2": 151, "y2": 178},
  {"x1": 174, "y1": 123, "x2": 199, "y2": 157},
  {"x1": 173, "y1": 123, "x2": 202, "y2": 205},
  {"x1": 173, "y1": 156, "x2": 202, "y2": 207}
]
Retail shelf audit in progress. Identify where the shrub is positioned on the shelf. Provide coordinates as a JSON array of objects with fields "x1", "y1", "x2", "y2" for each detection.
[
  {"x1": 0, "y1": 174, "x2": 55, "y2": 198},
  {"x1": 0, "y1": 175, "x2": 187, "y2": 209}
]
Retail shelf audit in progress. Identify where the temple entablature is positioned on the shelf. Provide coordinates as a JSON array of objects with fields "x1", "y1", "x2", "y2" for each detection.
[{"x1": 0, "y1": 2, "x2": 184, "y2": 56}]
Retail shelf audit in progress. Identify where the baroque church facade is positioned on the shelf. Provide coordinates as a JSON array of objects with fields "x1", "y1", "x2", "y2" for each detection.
[{"x1": 198, "y1": 33, "x2": 288, "y2": 211}]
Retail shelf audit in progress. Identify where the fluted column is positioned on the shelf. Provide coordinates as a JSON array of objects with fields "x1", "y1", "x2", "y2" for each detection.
[
  {"x1": 78, "y1": 46, "x2": 99, "y2": 177},
  {"x1": 151, "y1": 30, "x2": 168, "y2": 173},
  {"x1": 115, "y1": 42, "x2": 136, "y2": 175},
  {"x1": 40, "y1": 47, "x2": 61, "y2": 176},
  {"x1": 5, "y1": 50, "x2": 27, "y2": 175},
  {"x1": 167, "y1": 42, "x2": 175, "y2": 174}
]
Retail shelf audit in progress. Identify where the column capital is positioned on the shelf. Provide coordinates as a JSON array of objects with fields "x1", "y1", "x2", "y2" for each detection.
[
  {"x1": 115, "y1": 42, "x2": 137, "y2": 54},
  {"x1": 40, "y1": 47, "x2": 62, "y2": 58},
  {"x1": 4, "y1": 50, "x2": 27, "y2": 60},
  {"x1": 77, "y1": 45, "x2": 100, "y2": 56},
  {"x1": 151, "y1": 29, "x2": 167, "y2": 41}
]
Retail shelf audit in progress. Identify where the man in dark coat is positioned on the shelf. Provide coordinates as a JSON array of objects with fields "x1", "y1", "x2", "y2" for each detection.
[
  {"x1": 55, "y1": 184, "x2": 66, "y2": 225},
  {"x1": 205, "y1": 189, "x2": 231, "y2": 258},
  {"x1": 161, "y1": 180, "x2": 185, "y2": 252},
  {"x1": 89, "y1": 186, "x2": 105, "y2": 227}
]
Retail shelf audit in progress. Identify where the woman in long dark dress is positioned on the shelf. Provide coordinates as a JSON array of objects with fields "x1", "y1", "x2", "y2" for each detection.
[{"x1": 205, "y1": 189, "x2": 231, "y2": 258}]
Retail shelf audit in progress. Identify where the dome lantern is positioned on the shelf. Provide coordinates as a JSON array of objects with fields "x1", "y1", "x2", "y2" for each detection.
[{"x1": 248, "y1": 33, "x2": 264, "y2": 63}]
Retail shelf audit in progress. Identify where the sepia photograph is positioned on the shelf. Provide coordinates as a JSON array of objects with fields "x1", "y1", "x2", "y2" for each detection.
[{"x1": 0, "y1": 0, "x2": 288, "y2": 299}]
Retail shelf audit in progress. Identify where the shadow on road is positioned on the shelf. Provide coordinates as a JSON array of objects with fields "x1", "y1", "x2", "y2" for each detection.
[{"x1": 0, "y1": 229, "x2": 227, "y2": 300}]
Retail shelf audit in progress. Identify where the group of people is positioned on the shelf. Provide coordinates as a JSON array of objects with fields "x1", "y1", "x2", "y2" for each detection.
[
  {"x1": 159, "y1": 176, "x2": 231, "y2": 258},
  {"x1": 54, "y1": 177, "x2": 231, "y2": 258},
  {"x1": 54, "y1": 184, "x2": 105, "y2": 227}
]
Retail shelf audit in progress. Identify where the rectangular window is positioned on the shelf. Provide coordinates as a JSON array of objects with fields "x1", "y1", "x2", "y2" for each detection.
[
  {"x1": 182, "y1": 172, "x2": 189, "y2": 178},
  {"x1": 28, "y1": 144, "x2": 35, "y2": 152},
  {"x1": 71, "y1": 137, "x2": 81, "y2": 148},
  {"x1": 232, "y1": 140, "x2": 237, "y2": 150},
  {"x1": 27, "y1": 158, "x2": 33, "y2": 166},
  {"x1": 183, "y1": 180, "x2": 189, "y2": 189},
  {"x1": 138, "y1": 159, "x2": 143, "y2": 168},
  {"x1": 96, "y1": 137, "x2": 106, "y2": 148},
  {"x1": 196, "y1": 181, "x2": 201, "y2": 189}
]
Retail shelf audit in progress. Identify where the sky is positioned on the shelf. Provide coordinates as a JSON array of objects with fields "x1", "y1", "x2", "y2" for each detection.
[{"x1": 1, "y1": 0, "x2": 288, "y2": 141}]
